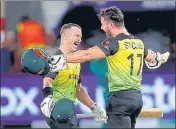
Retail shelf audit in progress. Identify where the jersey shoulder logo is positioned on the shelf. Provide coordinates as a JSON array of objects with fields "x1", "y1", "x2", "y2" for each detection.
[{"x1": 101, "y1": 39, "x2": 111, "y2": 49}]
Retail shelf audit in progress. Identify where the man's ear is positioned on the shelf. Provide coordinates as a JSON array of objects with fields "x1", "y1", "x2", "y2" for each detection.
[
  {"x1": 111, "y1": 22, "x2": 116, "y2": 28},
  {"x1": 62, "y1": 30, "x2": 69, "y2": 40}
]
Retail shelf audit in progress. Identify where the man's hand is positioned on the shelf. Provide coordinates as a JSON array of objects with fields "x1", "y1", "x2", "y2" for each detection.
[
  {"x1": 145, "y1": 51, "x2": 170, "y2": 69},
  {"x1": 161, "y1": 51, "x2": 170, "y2": 63},
  {"x1": 40, "y1": 95, "x2": 55, "y2": 118},
  {"x1": 90, "y1": 103, "x2": 107, "y2": 123},
  {"x1": 49, "y1": 55, "x2": 67, "y2": 72}
]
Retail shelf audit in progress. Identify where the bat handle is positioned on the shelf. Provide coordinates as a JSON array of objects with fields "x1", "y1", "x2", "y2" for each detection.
[{"x1": 77, "y1": 113, "x2": 97, "y2": 118}]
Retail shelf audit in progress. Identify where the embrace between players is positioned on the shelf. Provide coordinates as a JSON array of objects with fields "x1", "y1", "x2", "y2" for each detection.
[{"x1": 21, "y1": 6, "x2": 170, "y2": 128}]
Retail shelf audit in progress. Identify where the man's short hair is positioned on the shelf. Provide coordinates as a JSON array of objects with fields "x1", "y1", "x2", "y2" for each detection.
[
  {"x1": 19, "y1": 15, "x2": 30, "y2": 22},
  {"x1": 98, "y1": 6, "x2": 124, "y2": 25},
  {"x1": 60, "y1": 23, "x2": 81, "y2": 35}
]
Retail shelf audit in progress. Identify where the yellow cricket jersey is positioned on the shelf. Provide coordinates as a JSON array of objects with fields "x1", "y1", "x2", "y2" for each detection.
[
  {"x1": 97, "y1": 33, "x2": 146, "y2": 92},
  {"x1": 52, "y1": 63, "x2": 81, "y2": 103},
  {"x1": 45, "y1": 50, "x2": 81, "y2": 104}
]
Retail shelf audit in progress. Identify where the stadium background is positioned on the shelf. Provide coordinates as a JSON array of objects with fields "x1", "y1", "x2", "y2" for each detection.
[{"x1": 1, "y1": 1, "x2": 175, "y2": 128}]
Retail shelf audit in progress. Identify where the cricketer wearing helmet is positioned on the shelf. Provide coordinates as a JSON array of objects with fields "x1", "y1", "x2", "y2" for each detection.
[{"x1": 21, "y1": 23, "x2": 107, "y2": 128}]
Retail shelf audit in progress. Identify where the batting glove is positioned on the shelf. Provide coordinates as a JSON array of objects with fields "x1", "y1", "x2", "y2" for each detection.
[
  {"x1": 49, "y1": 55, "x2": 67, "y2": 72},
  {"x1": 145, "y1": 51, "x2": 170, "y2": 69},
  {"x1": 90, "y1": 103, "x2": 107, "y2": 123},
  {"x1": 40, "y1": 95, "x2": 55, "y2": 118}
]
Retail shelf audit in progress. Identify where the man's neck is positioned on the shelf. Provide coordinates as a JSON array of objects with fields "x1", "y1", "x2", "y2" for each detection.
[
  {"x1": 59, "y1": 46, "x2": 71, "y2": 55},
  {"x1": 111, "y1": 26, "x2": 130, "y2": 37},
  {"x1": 59, "y1": 40, "x2": 71, "y2": 55}
]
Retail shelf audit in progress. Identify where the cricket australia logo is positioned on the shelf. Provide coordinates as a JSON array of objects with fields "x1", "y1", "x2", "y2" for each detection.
[{"x1": 101, "y1": 39, "x2": 110, "y2": 50}]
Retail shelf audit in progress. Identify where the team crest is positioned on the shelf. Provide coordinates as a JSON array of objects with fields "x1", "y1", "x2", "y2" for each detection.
[
  {"x1": 101, "y1": 39, "x2": 110, "y2": 49},
  {"x1": 104, "y1": 39, "x2": 110, "y2": 45}
]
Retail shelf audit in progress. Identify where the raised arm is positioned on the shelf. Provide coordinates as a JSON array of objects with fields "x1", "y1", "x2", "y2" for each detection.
[
  {"x1": 66, "y1": 46, "x2": 106, "y2": 63},
  {"x1": 144, "y1": 48, "x2": 170, "y2": 69},
  {"x1": 66, "y1": 38, "x2": 118, "y2": 63}
]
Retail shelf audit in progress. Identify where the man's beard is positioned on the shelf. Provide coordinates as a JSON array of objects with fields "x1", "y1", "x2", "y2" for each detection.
[{"x1": 106, "y1": 29, "x2": 112, "y2": 37}]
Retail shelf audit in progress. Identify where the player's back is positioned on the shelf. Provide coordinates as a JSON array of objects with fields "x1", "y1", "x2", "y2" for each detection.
[{"x1": 106, "y1": 34, "x2": 145, "y2": 92}]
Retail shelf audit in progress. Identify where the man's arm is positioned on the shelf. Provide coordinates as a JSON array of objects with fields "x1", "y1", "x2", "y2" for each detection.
[
  {"x1": 66, "y1": 46, "x2": 106, "y2": 63},
  {"x1": 40, "y1": 76, "x2": 55, "y2": 118},
  {"x1": 76, "y1": 82, "x2": 107, "y2": 123},
  {"x1": 42, "y1": 76, "x2": 54, "y2": 98},
  {"x1": 42, "y1": 71, "x2": 58, "y2": 96},
  {"x1": 144, "y1": 48, "x2": 169, "y2": 63},
  {"x1": 40, "y1": 71, "x2": 59, "y2": 118},
  {"x1": 66, "y1": 38, "x2": 118, "y2": 63},
  {"x1": 144, "y1": 48, "x2": 158, "y2": 62},
  {"x1": 43, "y1": 77, "x2": 53, "y2": 88},
  {"x1": 76, "y1": 83, "x2": 95, "y2": 108},
  {"x1": 144, "y1": 48, "x2": 170, "y2": 69}
]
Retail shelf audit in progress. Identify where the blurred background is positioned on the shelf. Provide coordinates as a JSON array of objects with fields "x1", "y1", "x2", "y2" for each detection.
[{"x1": 1, "y1": 1, "x2": 175, "y2": 128}]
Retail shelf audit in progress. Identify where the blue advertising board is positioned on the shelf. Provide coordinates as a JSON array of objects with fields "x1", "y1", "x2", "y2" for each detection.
[{"x1": 1, "y1": 72, "x2": 175, "y2": 124}]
